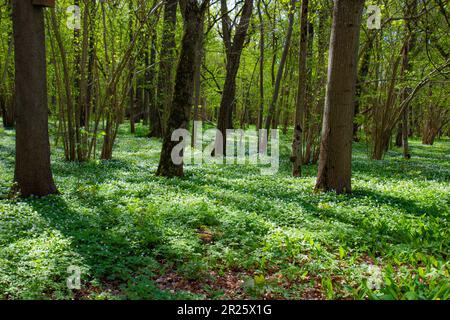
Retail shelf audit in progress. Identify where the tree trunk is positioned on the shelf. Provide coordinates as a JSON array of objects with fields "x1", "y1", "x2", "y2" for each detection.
[
  {"x1": 12, "y1": 0, "x2": 58, "y2": 197},
  {"x1": 1, "y1": 4, "x2": 15, "y2": 129},
  {"x1": 128, "y1": 2, "x2": 136, "y2": 134},
  {"x1": 148, "y1": 33, "x2": 158, "y2": 131},
  {"x1": 273, "y1": 54, "x2": 292, "y2": 130},
  {"x1": 311, "y1": 7, "x2": 329, "y2": 165},
  {"x1": 50, "y1": 8, "x2": 77, "y2": 161},
  {"x1": 423, "y1": 81, "x2": 449, "y2": 145},
  {"x1": 257, "y1": 0, "x2": 265, "y2": 130},
  {"x1": 399, "y1": 0, "x2": 417, "y2": 159},
  {"x1": 216, "y1": 0, "x2": 254, "y2": 155},
  {"x1": 157, "y1": 0, "x2": 208, "y2": 177},
  {"x1": 149, "y1": 0, "x2": 178, "y2": 138},
  {"x1": 192, "y1": 12, "x2": 205, "y2": 147},
  {"x1": 354, "y1": 36, "x2": 372, "y2": 142},
  {"x1": 291, "y1": 0, "x2": 309, "y2": 177},
  {"x1": 73, "y1": 0, "x2": 82, "y2": 159},
  {"x1": 1, "y1": 95, "x2": 15, "y2": 129},
  {"x1": 264, "y1": 0, "x2": 296, "y2": 132},
  {"x1": 395, "y1": 123, "x2": 403, "y2": 147},
  {"x1": 315, "y1": 0, "x2": 364, "y2": 194},
  {"x1": 84, "y1": 1, "x2": 96, "y2": 136},
  {"x1": 303, "y1": 21, "x2": 315, "y2": 164}
]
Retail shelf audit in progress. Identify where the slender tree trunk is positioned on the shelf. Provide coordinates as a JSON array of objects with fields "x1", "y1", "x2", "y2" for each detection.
[
  {"x1": 257, "y1": 0, "x2": 265, "y2": 130},
  {"x1": 422, "y1": 84, "x2": 440, "y2": 145},
  {"x1": 216, "y1": 0, "x2": 254, "y2": 155},
  {"x1": 149, "y1": 0, "x2": 178, "y2": 138},
  {"x1": 303, "y1": 21, "x2": 315, "y2": 164},
  {"x1": 73, "y1": 0, "x2": 83, "y2": 160},
  {"x1": 12, "y1": 0, "x2": 58, "y2": 197},
  {"x1": 315, "y1": 0, "x2": 364, "y2": 194},
  {"x1": 148, "y1": 33, "x2": 158, "y2": 131},
  {"x1": 395, "y1": 123, "x2": 403, "y2": 147},
  {"x1": 85, "y1": 2, "x2": 96, "y2": 137},
  {"x1": 354, "y1": 36, "x2": 372, "y2": 142},
  {"x1": 312, "y1": 8, "x2": 329, "y2": 165},
  {"x1": 220, "y1": 0, "x2": 232, "y2": 60},
  {"x1": 264, "y1": 0, "x2": 296, "y2": 132},
  {"x1": 270, "y1": 1, "x2": 278, "y2": 87},
  {"x1": 291, "y1": 0, "x2": 309, "y2": 177},
  {"x1": 143, "y1": 32, "x2": 154, "y2": 127},
  {"x1": 399, "y1": 0, "x2": 417, "y2": 159},
  {"x1": 76, "y1": 0, "x2": 91, "y2": 161},
  {"x1": 128, "y1": 2, "x2": 136, "y2": 134},
  {"x1": 50, "y1": 8, "x2": 76, "y2": 161},
  {"x1": 1, "y1": 3, "x2": 15, "y2": 129},
  {"x1": 192, "y1": 13, "x2": 205, "y2": 147},
  {"x1": 273, "y1": 53, "x2": 292, "y2": 130}
]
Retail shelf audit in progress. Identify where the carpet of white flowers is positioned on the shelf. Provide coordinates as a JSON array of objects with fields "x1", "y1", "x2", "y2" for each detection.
[{"x1": 0, "y1": 125, "x2": 449, "y2": 299}]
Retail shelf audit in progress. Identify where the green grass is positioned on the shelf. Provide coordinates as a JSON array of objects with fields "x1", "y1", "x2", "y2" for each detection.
[{"x1": 0, "y1": 124, "x2": 449, "y2": 300}]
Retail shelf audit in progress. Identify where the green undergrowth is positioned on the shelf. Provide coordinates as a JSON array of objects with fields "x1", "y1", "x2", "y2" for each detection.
[{"x1": 0, "y1": 124, "x2": 449, "y2": 300}]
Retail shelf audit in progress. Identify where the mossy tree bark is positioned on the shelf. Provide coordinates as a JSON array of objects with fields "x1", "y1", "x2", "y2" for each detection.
[{"x1": 157, "y1": 0, "x2": 209, "y2": 177}]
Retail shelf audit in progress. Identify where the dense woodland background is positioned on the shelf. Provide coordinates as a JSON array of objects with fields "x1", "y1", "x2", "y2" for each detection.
[{"x1": 0, "y1": 0, "x2": 449, "y2": 300}]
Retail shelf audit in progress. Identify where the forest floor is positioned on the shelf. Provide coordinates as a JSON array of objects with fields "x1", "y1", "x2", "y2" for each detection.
[{"x1": 0, "y1": 124, "x2": 449, "y2": 300}]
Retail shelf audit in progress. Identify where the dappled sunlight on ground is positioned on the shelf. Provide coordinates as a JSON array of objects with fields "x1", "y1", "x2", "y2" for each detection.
[{"x1": 0, "y1": 126, "x2": 449, "y2": 299}]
